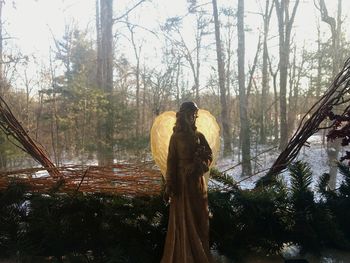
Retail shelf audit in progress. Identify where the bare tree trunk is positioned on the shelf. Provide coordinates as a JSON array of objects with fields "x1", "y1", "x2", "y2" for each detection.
[
  {"x1": 175, "y1": 58, "x2": 181, "y2": 108},
  {"x1": 23, "y1": 70, "x2": 32, "y2": 130},
  {"x1": 142, "y1": 65, "x2": 147, "y2": 134},
  {"x1": 128, "y1": 23, "x2": 141, "y2": 137},
  {"x1": 237, "y1": 0, "x2": 251, "y2": 175},
  {"x1": 35, "y1": 92, "x2": 43, "y2": 141},
  {"x1": 96, "y1": 0, "x2": 114, "y2": 165},
  {"x1": 135, "y1": 57, "x2": 140, "y2": 137},
  {"x1": 288, "y1": 46, "x2": 305, "y2": 138},
  {"x1": 96, "y1": 0, "x2": 103, "y2": 163},
  {"x1": 50, "y1": 94, "x2": 58, "y2": 165},
  {"x1": 315, "y1": 24, "x2": 326, "y2": 147},
  {"x1": 274, "y1": 0, "x2": 300, "y2": 150},
  {"x1": 193, "y1": 11, "x2": 207, "y2": 106},
  {"x1": 82, "y1": 98, "x2": 87, "y2": 158},
  {"x1": 315, "y1": 24, "x2": 322, "y2": 99},
  {"x1": 0, "y1": 0, "x2": 3, "y2": 97},
  {"x1": 225, "y1": 23, "x2": 233, "y2": 123},
  {"x1": 0, "y1": 0, "x2": 6, "y2": 170},
  {"x1": 212, "y1": 0, "x2": 232, "y2": 156},
  {"x1": 288, "y1": 45, "x2": 297, "y2": 138},
  {"x1": 276, "y1": 0, "x2": 288, "y2": 150},
  {"x1": 246, "y1": 37, "x2": 261, "y2": 98},
  {"x1": 195, "y1": 29, "x2": 200, "y2": 105},
  {"x1": 318, "y1": 0, "x2": 342, "y2": 189},
  {"x1": 268, "y1": 55, "x2": 279, "y2": 144},
  {"x1": 260, "y1": 0, "x2": 274, "y2": 144}
]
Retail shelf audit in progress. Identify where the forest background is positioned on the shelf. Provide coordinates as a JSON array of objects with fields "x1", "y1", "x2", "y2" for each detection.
[
  {"x1": 0, "y1": 0, "x2": 349, "y2": 184},
  {"x1": 2, "y1": 1, "x2": 350, "y2": 262}
]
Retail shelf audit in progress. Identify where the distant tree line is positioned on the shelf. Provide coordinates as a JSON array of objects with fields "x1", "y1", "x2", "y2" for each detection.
[{"x1": 0, "y1": 0, "x2": 349, "y2": 178}]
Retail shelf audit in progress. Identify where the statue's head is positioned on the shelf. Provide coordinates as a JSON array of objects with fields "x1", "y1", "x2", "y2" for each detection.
[
  {"x1": 179, "y1": 101, "x2": 199, "y2": 113},
  {"x1": 174, "y1": 101, "x2": 199, "y2": 133}
]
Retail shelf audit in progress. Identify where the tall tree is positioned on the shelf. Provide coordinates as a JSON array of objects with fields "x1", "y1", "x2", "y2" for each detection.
[
  {"x1": 274, "y1": 0, "x2": 300, "y2": 150},
  {"x1": 127, "y1": 21, "x2": 142, "y2": 137},
  {"x1": 317, "y1": 0, "x2": 343, "y2": 189},
  {"x1": 260, "y1": 0, "x2": 274, "y2": 144},
  {"x1": 237, "y1": 0, "x2": 251, "y2": 175},
  {"x1": 0, "y1": 0, "x2": 3, "y2": 97},
  {"x1": 287, "y1": 45, "x2": 306, "y2": 138},
  {"x1": 52, "y1": 28, "x2": 99, "y2": 159},
  {"x1": 315, "y1": 23, "x2": 323, "y2": 100},
  {"x1": 162, "y1": 7, "x2": 209, "y2": 106},
  {"x1": 212, "y1": 0, "x2": 232, "y2": 156},
  {"x1": 0, "y1": 0, "x2": 4, "y2": 169},
  {"x1": 96, "y1": 0, "x2": 114, "y2": 165},
  {"x1": 221, "y1": 8, "x2": 235, "y2": 125},
  {"x1": 268, "y1": 54, "x2": 279, "y2": 144}
]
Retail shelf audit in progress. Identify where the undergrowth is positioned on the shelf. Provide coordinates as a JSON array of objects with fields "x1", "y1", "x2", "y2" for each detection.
[{"x1": 1, "y1": 161, "x2": 350, "y2": 262}]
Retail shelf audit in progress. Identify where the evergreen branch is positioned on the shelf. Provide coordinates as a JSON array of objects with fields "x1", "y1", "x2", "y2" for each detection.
[
  {"x1": 210, "y1": 168, "x2": 237, "y2": 188},
  {"x1": 318, "y1": 172, "x2": 330, "y2": 193},
  {"x1": 289, "y1": 161, "x2": 312, "y2": 193}
]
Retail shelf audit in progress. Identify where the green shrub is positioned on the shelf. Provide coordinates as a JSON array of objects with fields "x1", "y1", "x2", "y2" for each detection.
[
  {"x1": 209, "y1": 183, "x2": 290, "y2": 259},
  {"x1": 1, "y1": 161, "x2": 350, "y2": 262}
]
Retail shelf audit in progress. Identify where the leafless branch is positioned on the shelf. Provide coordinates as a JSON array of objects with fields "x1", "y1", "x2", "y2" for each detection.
[
  {"x1": 247, "y1": 34, "x2": 262, "y2": 98},
  {"x1": 0, "y1": 95, "x2": 61, "y2": 177},
  {"x1": 113, "y1": 0, "x2": 147, "y2": 22},
  {"x1": 116, "y1": 20, "x2": 159, "y2": 39},
  {"x1": 220, "y1": 146, "x2": 278, "y2": 174},
  {"x1": 267, "y1": 57, "x2": 350, "y2": 177}
]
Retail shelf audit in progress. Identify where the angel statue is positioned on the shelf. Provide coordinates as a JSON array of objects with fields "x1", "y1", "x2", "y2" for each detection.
[{"x1": 151, "y1": 101, "x2": 220, "y2": 263}]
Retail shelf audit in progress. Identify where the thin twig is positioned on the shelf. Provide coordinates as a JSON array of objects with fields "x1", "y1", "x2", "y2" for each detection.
[
  {"x1": 220, "y1": 146, "x2": 277, "y2": 174},
  {"x1": 267, "y1": 57, "x2": 350, "y2": 177}
]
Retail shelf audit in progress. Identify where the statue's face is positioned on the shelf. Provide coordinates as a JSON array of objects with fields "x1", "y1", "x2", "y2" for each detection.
[{"x1": 188, "y1": 110, "x2": 198, "y2": 125}]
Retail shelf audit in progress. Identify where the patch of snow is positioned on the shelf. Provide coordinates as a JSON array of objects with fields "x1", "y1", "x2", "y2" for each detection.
[
  {"x1": 281, "y1": 243, "x2": 302, "y2": 258},
  {"x1": 33, "y1": 170, "x2": 49, "y2": 178},
  {"x1": 215, "y1": 133, "x2": 346, "y2": 190}
]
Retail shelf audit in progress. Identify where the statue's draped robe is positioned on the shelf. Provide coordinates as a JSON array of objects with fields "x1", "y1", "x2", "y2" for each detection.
[{"x1": 161, "y1": 130, "x2": 212, "y2": 263}]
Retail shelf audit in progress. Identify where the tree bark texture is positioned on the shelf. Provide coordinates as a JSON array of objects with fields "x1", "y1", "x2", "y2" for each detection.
[
  {"x1": 212, "y1": 0, "x2": 232, "y2": 156},
  {"x1": 129, "y1": 24, "x2": 141, "y2": 137},
  {"x1": 274, "y1": 0, "x2": 300, "y2": 150},
  {"x1": 0, "y1": 0, "x2": 3, "y2": 97},
  {"x1": 96, "y1": 0, "x2": 114, "y2": 165},
  {"x1": 268, "y1": 54, "x2": 279, "y2": 144},
  {"x1": 319, "y1": 0, "x2": 342, "y2": 189},
  {"x1": 260, "y1": 0, "x2": 274, "y2": 144},
  {"x1": 237, "y1": 0, "x2": 252, "y2": 176},
  {"x1": 0, "y1": 0, "x2": 4, "y2": 170}
]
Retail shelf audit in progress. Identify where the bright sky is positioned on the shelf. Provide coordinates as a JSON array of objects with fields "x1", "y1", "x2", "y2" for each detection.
[
  {"x1": 4, "y1": 0, "x2": 349, "y2": 55},
  {"x1": 2, "y1": 0, "x2": 350, "y2": 91},
  {"x1": 4, "y1": 0, "x2": 95, "y2": 59}
]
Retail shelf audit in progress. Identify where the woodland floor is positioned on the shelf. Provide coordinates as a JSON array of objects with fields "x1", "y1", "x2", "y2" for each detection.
[{"x1": 216, "y1": 133, "x2": 340, "y2": 190}]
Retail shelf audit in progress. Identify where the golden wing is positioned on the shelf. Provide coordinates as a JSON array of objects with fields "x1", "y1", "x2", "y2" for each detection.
[
  {"x1": 150, "y1": 109, "x2": 220, "y2": 180},
  {"x1": 196, "y1": 109, "x2": 221, "y2": 166},
  {"x1": 150, "y1": 111, "x2": 176, "y2": 177}
]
